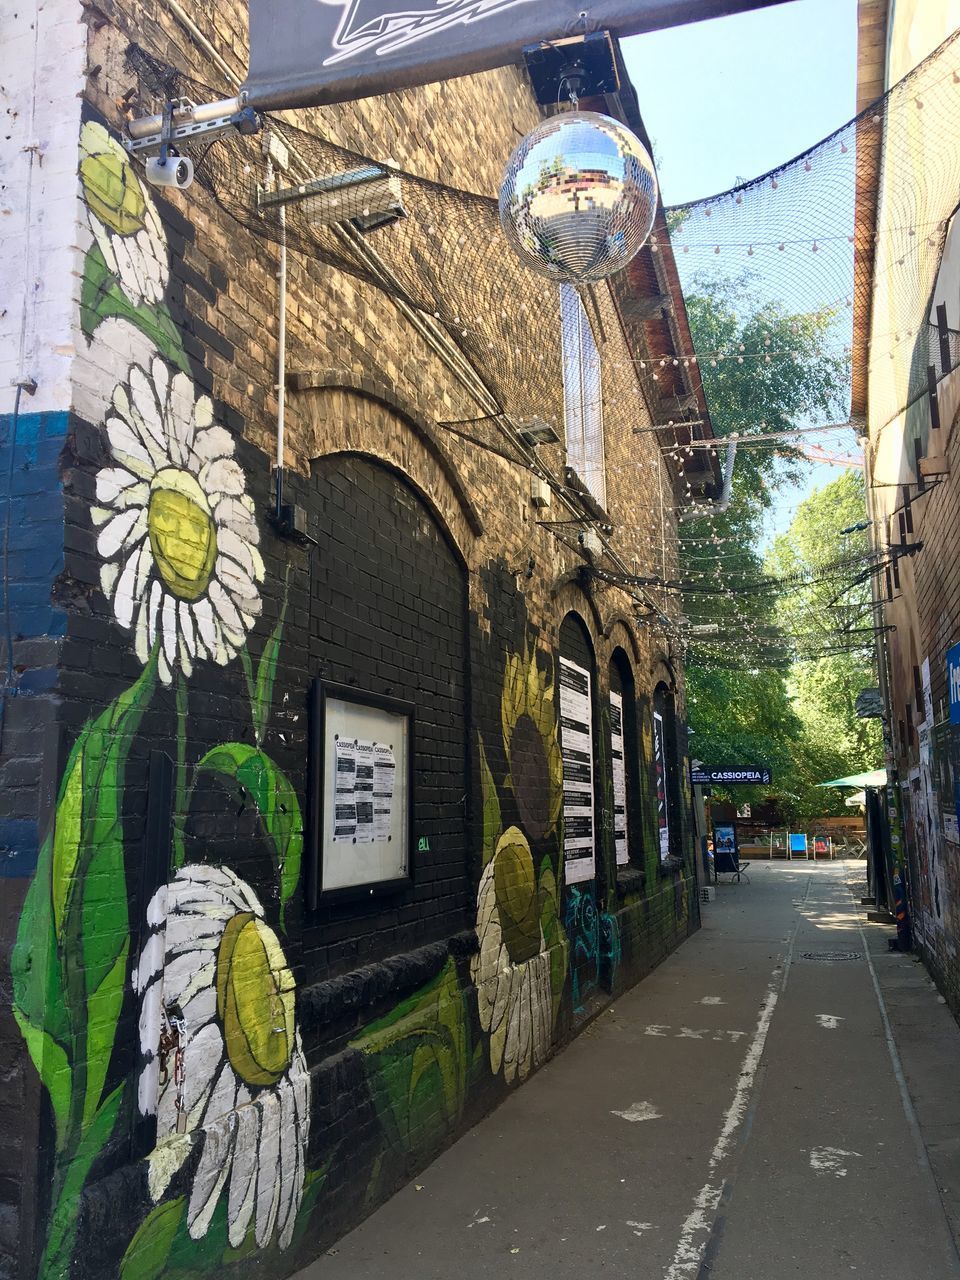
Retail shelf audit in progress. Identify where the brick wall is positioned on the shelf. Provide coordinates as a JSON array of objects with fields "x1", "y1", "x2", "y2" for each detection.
[
  {"x1": 2, "y1": 1, "x2": 701, "y2": 1276},
  {"x1": 875, "y1": 385, "x2": 960, "y2": 1018}
]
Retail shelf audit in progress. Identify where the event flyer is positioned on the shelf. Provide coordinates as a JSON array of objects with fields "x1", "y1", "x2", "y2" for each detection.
[
  {"x1": 611, "y1": 690, "x2": 628, "y2": 866},
  {"x1": 560, "y1": 656, "x2": 595, "y2": 883},
  {"x1": 333, "y1": 736, "x2": 358, "y2": 841},
  {"x1": 373, "y1": 743, "x2": 397, "y2": 842},
  {"x1": 332, "y1": 737, "x2": 396, "y2": 843}
]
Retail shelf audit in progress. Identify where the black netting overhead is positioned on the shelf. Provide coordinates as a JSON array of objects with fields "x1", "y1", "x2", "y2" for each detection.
[
  {"x1": 126, "y1": 30, "x2": 960, "y2": 662},
  {"x1": 130, "y1": 28, "x2": 960, "y2": 452}
]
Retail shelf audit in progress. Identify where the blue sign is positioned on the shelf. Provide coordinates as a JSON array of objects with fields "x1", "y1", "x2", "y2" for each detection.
[{"x1": 948, "y1": 642, "x2": 960, "y2": 725}]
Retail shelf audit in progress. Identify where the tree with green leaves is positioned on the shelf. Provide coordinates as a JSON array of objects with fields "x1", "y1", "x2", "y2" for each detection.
[
  {"x1": 679, "y1": 274, "x2": 854, "y2": 819},
  {"x1": 764, "y1": 470, "x2": 882, "y2": 819}
]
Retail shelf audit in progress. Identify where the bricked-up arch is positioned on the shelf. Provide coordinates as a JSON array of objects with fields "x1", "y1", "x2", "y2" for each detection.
[
  {"x1": 304, "y1": 452, "x2": 469, "y2": 971},
  {"x1": 610, "y1": 647, "x2": 644, "y2": 872},
  {"x1": 293, "y1": 379, "x2": 484, "y2": 547}
]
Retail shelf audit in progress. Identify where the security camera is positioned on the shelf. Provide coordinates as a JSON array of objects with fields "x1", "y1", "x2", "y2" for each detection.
[{"x1": 145, "y1": 154, "x2": 194, "y2": 191}]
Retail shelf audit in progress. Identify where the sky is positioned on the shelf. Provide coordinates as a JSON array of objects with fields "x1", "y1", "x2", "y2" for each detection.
[{"x1": 621, "y1": 0, "x2": 860, "y2": 540}]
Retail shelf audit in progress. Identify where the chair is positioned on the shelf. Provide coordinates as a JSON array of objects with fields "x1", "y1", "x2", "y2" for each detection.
[{"x1": 715, "y1": 846, "x2": 751, "y2": 883}]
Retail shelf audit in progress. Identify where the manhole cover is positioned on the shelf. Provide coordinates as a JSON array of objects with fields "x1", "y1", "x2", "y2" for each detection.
[{"x1": 800, "y1": 951, "x2": 862, "y2": 962}]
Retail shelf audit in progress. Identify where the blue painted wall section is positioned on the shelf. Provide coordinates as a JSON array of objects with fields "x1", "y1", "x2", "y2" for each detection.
[
  {"x1": 0, "y1": 408, "x2": 68, "y2": 879},
  {"x1": 0, "y1": 409, "x2": 69, "y2": 640}
]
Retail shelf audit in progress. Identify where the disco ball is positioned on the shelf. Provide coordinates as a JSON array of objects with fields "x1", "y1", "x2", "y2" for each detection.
[{"x1": 498, "y1": 111, "x2": 658, "y2": 284}]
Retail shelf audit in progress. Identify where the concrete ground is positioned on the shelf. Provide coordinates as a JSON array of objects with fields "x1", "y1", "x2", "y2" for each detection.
[{"x1": 294, "y1": 862, "x2": 960, "y2": 1280}]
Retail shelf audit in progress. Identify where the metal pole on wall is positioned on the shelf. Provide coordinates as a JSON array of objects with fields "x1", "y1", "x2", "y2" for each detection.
[{"x1": 860, "y1": 430, "x2": 911, "y2": 947}]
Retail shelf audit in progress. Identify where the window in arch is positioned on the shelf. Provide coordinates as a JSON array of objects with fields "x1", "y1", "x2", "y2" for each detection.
[
  {"x1": 653, "y1": 683, "x2": 681, "y2": 865},
  {"x1": 609, "y1": 651, "x2": 641, "y2": 868},
  {"x1": 560, "y1": 283, "x2": 606, "y2": 509},
  {"x1": 652, "y1": 708, "x2": 670, "y2": 863},
  {"x1": 559, "y1": 614, "x2": 598, "y2": 885}
]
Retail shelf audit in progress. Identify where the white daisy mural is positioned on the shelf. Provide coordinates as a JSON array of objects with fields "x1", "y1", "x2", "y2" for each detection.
[
  {"x1": 134, "y1": 865, "x2": 310, "y2": 1251},
  {"x1": 92, "y1": 354, "x2": 263, "y2": 684},
  {"x1": 471, "y1": 826, "x2": 554, "y2": 1084},
  {"x1": 79, "y1": 120, "x2": 169, "y2": 308}
]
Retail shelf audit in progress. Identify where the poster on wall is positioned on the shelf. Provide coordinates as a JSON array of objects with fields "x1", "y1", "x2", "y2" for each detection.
[
  {"x1": 310, "y1": 681, "x2": 412, "y2": 903},
  {"x1": 934, "y1": 720, "x2": 960, "y2": 845},
  {"x1": 917, "y1": 724, "x2": 945, "y2": 938},
  {"x1": 922, "y1": 657, "x2": 935, "y2": 728},
  {"x1": 560, "y1": 656, "x2": 595, "y2": 884},
  {"x1": 713, "y1": 822, "x2": 738, "y2": 873},
  {"x1": 908, "y1": 765, "x2": 933, "y2": 945},
  {"x1": 610, "y1": 690, "x2": 629, "y2": 866},
  {"x1": 653, "y1": 710, "x2": 670, "y2": 861}
]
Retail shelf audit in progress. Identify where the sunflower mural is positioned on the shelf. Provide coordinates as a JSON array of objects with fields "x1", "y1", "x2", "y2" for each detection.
[
  {"x1": 135, "y1": 866, "x2": 309, "y2": 1251},
  {"x1": 472, "y1": 638, "x2": 568, "y2": 1083},
  {"x1": 95, "y1": 355, "x2": 264, "y2": 685},
  {"x1": 10, "y1": 114, "x2": 319, "y2": 1280},
  {"x1": 80, "y1": 121, "x2": 168, "y2": 308},
  {"x1": 501, "y1": 638, "x2": 563, "y2": 841}
]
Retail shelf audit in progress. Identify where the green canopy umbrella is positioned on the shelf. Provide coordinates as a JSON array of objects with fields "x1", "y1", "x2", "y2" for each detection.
[{"x1": 816, "y1": 769, "x2": 887, "y2": 789}]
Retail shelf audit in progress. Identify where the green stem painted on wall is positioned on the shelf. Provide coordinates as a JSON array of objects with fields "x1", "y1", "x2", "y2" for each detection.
[{"x1": 173, "y1": 673, "x2": 188, "y2": 868}]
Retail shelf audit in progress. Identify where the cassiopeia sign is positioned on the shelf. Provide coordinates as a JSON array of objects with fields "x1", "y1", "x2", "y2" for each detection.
[{"x1": 690, "y1": 765, "x2": 772, "y2": 786}]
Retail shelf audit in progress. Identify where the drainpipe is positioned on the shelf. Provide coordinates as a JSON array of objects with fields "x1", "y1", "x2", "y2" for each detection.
[
  {"x1": 861, "y1": 431, "x2": 909, "y2": 944},
  {"x1": 275, "y1": 202, "x2": 287, "y2": 518},
  {"x1": 679, "y1": 440, "x2": 737, "y2": 521}
]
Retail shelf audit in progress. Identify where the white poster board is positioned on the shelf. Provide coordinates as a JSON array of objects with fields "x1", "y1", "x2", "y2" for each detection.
[
  {"x1": 654, "y1": 710, "x2": 670, "y2": 861},
  {"x1": 610, "y1": 690, "x2": 629, "y2": 866},
  {"x1": 560, "y1": 656, "x2": 595, "y2": 884},
  {"x1": 321, "y1": 693, "x2": 410, "y2": 893}
]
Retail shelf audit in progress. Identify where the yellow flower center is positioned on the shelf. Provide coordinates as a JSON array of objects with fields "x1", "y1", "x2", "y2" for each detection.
[
  {"x1": 148, "y1": 469, "x2": 217, "y2": 601},
  {"x1": 216, "y1": 912, "x2": 296, "y2": 1088},
  {"x1": 493, "y1": 830, "x2": 541, "y2": 965},
  {"x1": 80, "y1": 148, "x2": 147, "y2": 237}
]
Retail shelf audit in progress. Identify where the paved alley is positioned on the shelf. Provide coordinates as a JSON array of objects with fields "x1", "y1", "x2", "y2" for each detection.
[{"x1": 296, "y1": 862, "x2": 960, "y2": 1280}]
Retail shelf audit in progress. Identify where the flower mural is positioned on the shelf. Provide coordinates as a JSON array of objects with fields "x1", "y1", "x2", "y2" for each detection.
[
  {"x1": 134, "y1": 865, "x2": 309, "y2": 1251},
  {"x1": 501, "y1": 639, "x2": 563, "y2": 841},
  {"x1": 93, "y1": 356, "x2": 263, "y2": 684},
  {"x1": 80, "y1": 121, "x2": 169, "y2": 308},
  {"x1": 472, "y1": 826, "x2": 555, "y2": 1083}
]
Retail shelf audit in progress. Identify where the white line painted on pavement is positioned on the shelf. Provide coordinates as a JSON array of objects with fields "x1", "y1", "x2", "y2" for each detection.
[
  {"x1": 815, "y1": 1013, "x2": 844, "y2": 1029},
  {"x1": 810, "y1": 1146, "x2": 861, "y2": 1177},
  {"x1": 663, "y1": 881, "x2": 808, "y2": 1279},
  {"x1": 850, "y1": 879, "x2": 960, "y2": 1272},
  {"x1": 611, "y1": 1101, "x2": 661, "y2": 1123}
]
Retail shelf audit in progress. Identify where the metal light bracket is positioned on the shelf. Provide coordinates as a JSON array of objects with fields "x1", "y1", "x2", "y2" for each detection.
[{"x1": 124, "y1": 96, "x2": 261, "y2": 157}]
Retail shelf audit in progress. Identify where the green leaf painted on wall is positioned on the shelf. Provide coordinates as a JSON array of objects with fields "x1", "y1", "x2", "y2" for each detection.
[
  {"x1": 479, "y1": 737, "x2": 500, "y2": 869},
  {"x1": 51, "y1": 762, "x2": 83, "y2": 938},
  {"x1": 83, "y1": 945, "x2": 129, "y2": 1128},
  {"x1": 254, "y1": 596, "x2": 288, "y2": 745},
  {"x1": 196, "y1": 744, "x2": 302, "y2": 923},
  {"x1": 351, "y1": 957, "x2": 469, "y2": 1157},
  {"x1": 38, "y1": 1084, "x2": 124, "y2": 1280},
  {"x1": 288, "y1": 1167, "x2": 329, "y2": 1254},
  {"x1": 119, "y1": 1198, "x2": 186, "y2": 1280},
  {"x1": 12, "y1": 652, "x2": 158, "y2": 1154},
  {"x1": 11, "y1": 1012, "x2": 71, "y2": 1145},
  {"x1": 80, "y1": 243, "x2": 189, "y2": 372},
  {"x1": 73, "y1": 654, "x2": 159, "y2": 1126}
]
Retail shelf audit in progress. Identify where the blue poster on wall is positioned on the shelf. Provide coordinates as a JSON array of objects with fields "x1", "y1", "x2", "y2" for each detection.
[
  {"x1": 713, "y1": 823, "x2": 739, "y2": 873},
  {"x1": 948, "y1": 642, "x2": 960, "y2": 725}
]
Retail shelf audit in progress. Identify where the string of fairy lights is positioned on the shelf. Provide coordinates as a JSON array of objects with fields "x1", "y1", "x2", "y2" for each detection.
[{"x1": 126, "y1": 28, "x2": 960, "y2": 676}]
